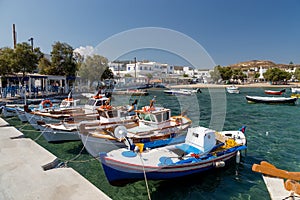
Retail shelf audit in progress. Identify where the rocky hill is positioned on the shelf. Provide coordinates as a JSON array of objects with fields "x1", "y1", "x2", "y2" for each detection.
[{"x1": 227, "y1": 60, "x2": 300, "y2": 69}]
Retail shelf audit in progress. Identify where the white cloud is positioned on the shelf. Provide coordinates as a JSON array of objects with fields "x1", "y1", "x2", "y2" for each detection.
[{"x1": 74, "y1": 46, "x2": 95, "y2": 58}]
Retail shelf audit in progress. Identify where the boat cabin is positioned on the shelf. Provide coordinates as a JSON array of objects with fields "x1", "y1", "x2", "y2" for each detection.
[
  {"x1": 136, "y1": 107, "x2": 171, "y2": 128},
  {"x1": 59, "y1": 99, "x2": 81, "y2": 108},
  {"x1": 84, "y1": 96, "x2": 109, "y2": 113},
  {"x1": 97, "y1": 107, "x2": 131, "y2": 123}
]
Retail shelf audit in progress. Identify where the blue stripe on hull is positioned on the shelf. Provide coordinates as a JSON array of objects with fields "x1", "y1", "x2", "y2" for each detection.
[{"x1": 100, "y1": 151, "x2": 239, "y2": 185}]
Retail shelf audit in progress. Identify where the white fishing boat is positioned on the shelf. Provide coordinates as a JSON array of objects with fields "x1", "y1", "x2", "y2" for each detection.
[
  {"x1": 37, "y1": 121, "x2": 82, "y2": 142},
  {"x1": 25, "y1": 95, "x2": 109, "y2": 130},
  {"x1": 164, "y1": 88, "x2": 201, "y2": 96},
  {"x1": 100, "y1": 125, "x2": 247, "y2": 185},
  {"x1": 291, "y1": 87, "x2": 300, "y2": 94},
  {"x1": 79, "y1": 104, "x2": 192, "y2": 157},
  {"x1": 226, "y1": 85, "x2": 240, "y2": 94},
  {"x1": 38, "y1": 105, "x2": 137, "y2": 142},
  {"x1": 246, "y1": 95, "x2": 297, "y2": 104}
]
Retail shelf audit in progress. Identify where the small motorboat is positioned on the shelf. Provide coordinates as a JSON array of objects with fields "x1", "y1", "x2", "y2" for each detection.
[
  {"x1": 226, "y1": 85, "x2": 240, "y2": 94},
  {"x1": 99, "y1": 125, "x2": 247, "y2": 185},
  {"x1": 264, "y1": 89, "x2": 286, "y2": 95},
  {"x1": 246, "y1": 95, "x2": 297, "y2": 104},
  {"x1": 164, "y1": 88, "x2": 201, "y2": 96},
  {"x1": 113, "y1": 89, "x2": 149, "y2": 96},
  {"x1": 291, "y1": 87, "x2": 300, "y2": 94}
]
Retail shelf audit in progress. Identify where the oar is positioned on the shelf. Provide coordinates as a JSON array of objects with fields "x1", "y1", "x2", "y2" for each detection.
[
  {"x1": 284, "y1": 179, "x2": 300, "y2": 195},
  {"x1": 252, "y1": 163, "x2": 300, "y2": 181}
]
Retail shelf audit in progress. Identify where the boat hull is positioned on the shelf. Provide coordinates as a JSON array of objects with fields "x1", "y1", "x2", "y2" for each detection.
[
  {"x1": 80, "y1": 133, "x2": 127, "y2": 157},
  {"x1": 100, "y1": 150, "x2": 239, "y2": 185},
  {"x1": 1, "y1": 106, "x2": 16, "y2": 118},
  {"x1": 246, "y1": 96, "x2": 297, "y2": 104},
  {"x1": 41, "y1": 129, "x2": 81, "y2": 142},
  {"x1": 15, "y1": 108, "x2": 27, "y2": 122},
  {"x1": 25, "y1": 112, "x2": 61, "y2": 130},
  {"x1": 264, "y1": 89, "x2": 285, "y2": 95}
]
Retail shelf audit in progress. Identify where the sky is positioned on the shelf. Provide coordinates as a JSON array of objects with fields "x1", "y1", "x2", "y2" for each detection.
[{"x1": 0, "y1": 0, "x2": 300, "y2": 68}]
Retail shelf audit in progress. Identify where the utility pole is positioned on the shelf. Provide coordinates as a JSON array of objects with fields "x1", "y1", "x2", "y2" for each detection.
[
  {"x1": 12, "y1": 24, "x2": 17, "y2": 49},
  {"x1": 28, "y1": 37, "x2": 34, "y2": 51},
  {"x1": 134, "y1": 57, "x2": 137, "y2": 82}
]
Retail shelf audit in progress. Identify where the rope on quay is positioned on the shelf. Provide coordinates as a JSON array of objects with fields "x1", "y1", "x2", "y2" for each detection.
[{"x1": 55, "y1": 131, "x2": 96, "y2": 167}]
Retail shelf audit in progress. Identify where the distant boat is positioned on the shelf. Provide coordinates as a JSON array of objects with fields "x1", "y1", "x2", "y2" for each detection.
[
  {"x1": 164, "y1": 88, "x2": 201, "y2": 96},
  {"x1": 291, "y1": 87, "x2": 300, "y2": 94},
  {"x1": 264, "y1": 89, "x2": 286, "y2": 95},
  {"x1": 99, "y1": 125, "x2": 247, "y2": 185},
  {"x1": 226, "y1": 85, "x2": 240, "y2": 94},
  {"x1": 246, "y1": 95, "x2": 297, "y2": 104},
  {"x1": 113, "y1": 89, "x2": 149, "y2": 96}
]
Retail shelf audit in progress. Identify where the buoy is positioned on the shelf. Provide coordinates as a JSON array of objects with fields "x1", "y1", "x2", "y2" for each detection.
[
  {"x1": 215, "y1": 161, "x2": 225, "y2": 168},
  {"x1": 236, "y1": 151, "x2": 241, "y2": 164}
]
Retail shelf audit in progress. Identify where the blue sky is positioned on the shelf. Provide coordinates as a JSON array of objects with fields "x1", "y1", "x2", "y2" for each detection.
[{"x1": 0, "y1": 0, "x2": 299, "y2": 67}]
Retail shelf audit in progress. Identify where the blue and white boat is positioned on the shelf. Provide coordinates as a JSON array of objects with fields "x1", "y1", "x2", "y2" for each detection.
[{"x1": 99, "y1": 126, "x2": 247, "y2": 185}]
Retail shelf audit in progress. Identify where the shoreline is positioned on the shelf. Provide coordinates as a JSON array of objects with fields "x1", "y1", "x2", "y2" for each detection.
[{"x1": 169, "y1": 82, "x2": 300, "y2": 89}]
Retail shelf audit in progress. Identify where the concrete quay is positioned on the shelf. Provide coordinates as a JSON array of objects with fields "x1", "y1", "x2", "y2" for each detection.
[{"x1": 0, "y1": 118, "x2": 111, "y2": 200}]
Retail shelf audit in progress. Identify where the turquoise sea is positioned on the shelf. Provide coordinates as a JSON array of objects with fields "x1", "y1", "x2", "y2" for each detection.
[{"x1": 4, "y1": 87, "x2": 300, "y2": 200}]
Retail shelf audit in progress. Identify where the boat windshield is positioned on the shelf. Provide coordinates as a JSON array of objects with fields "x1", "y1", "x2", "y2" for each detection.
[
  {"x1": 87, "y1": 99, "x2": 96, "y2": 106},
  {"x1": 96, "y1": 100, "x2": 106, "y2": 106},
  {"x1": 163, "y1": 111, "x2": 170, "y2": 121},
  {"x1": 107, "y1": 110, "x2": 118, "y2": 118}
]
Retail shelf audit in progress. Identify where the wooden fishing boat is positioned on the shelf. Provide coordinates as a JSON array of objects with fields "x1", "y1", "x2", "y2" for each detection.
[
  {"x1": 226, "y1": 85, "x2": 240, "y2": 94},
  {"x1": 79, "y1": 105, "x2": 192, "y2": 157},
  {"x1": 264, "y1": 89, "x2": 286, "y2": 95},
  {"x1": 252, "y1": 161, "x2": 300, "y2": 199},
  {"x1": 246, "y1": 95, "x2": 297, "y2": 104},
  {"x1": 99, "y1": 126, "x2": 247, "y2": 185},
  {"x1": 38, "y1": 105, "x2": 137, "y2": 142},
  {"x1": 25, "y1": 95, "x2": 109, "y2": 130}
]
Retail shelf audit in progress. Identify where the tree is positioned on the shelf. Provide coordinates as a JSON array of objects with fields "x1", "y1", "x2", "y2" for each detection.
[
  {"x1": 38, "y1": 57, "x2": 51, "y2": 74},
  {"x1": 294, "y1": 68, "x2": 300, "y2": 81},
  {"x1": 210, "y1": 66, "x2": 222, "y2": 83},
  {"x1": 14, "y1": 42, "x2": 40, "y2": 76},
  {"x1": 146, "y1": 73, "x2": 153, "y2": 84},
  {"x1": 78, "y1": 54, "x2": 113, "y2": 88},
  {"x1": 263, "y1": 68, "x2": 291, "y2": 83},
  {"x1": 232, "y1": 69, "x2": 246, "y2": 80},
  {"x1": 50, "y1": 42, "x2": 77, "y2": 76},
  {"x1": 218, "y1": 66, "x2": 233, "y2": 81},
  {"x1": 0, "y1": 47, "x2": 15, "y2": 77}
]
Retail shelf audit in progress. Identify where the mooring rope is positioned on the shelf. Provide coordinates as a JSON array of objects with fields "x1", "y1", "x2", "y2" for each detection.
[{"x1": 138, "y1": 153, "x2": 151, "y2": 200}]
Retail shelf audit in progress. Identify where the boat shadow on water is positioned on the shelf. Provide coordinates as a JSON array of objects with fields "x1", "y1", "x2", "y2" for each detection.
[
  {"x1": 65, "y1": 142, "x2": 89, "y2": 155},
  {"x1": 149, "y1": 159, "x2": 248, "y2": 198}
]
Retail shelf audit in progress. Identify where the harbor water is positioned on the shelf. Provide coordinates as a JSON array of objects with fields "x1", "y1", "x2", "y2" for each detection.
[{"x1": 4, "y1": 87, "x2": 300, "y2": 200}]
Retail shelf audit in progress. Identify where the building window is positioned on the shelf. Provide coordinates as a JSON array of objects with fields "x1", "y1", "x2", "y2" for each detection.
[{"x1": 128, "y1": 67, "x2": 130, "y2": 70}]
